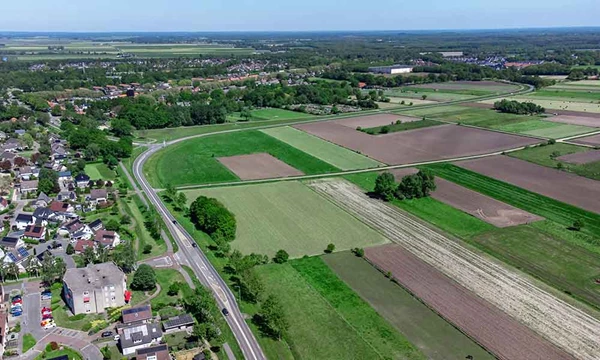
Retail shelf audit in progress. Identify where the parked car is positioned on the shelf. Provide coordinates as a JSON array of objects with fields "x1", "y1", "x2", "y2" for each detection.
[
  {"x1": 11, "y1": 298, "x2": 22, "y2": 305},
  {"x1": 43, "y1": 322, "x2": 56, "y2": 329},
  {"x1": 42, "y1": 314, "x2": 53, "y2": 320},
  {"x1": 11, "y1": 310, "x2": 22, "y2": 317},
  {"x1": 113, "y1": 334, "x2": 120, "y2": 341},
  {"x1": 101, "y1": 331, "x2": 113, "y2": 338}
]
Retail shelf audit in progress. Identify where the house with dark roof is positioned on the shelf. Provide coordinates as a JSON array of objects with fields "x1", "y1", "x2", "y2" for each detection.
[
  {"x1": 60, "y1": 219, "x2": 93, "y2": 241},
  {"x1": 118, "y1": 322, "x2": 163, "y2": 356},
  {"x1": 2, "y1": 138, "x2": 20, "y2": 152},
  {"x1": 49, "y1": 201, "x2": 73, "y2": 213},
  {"x1": 136, "y1": 344, "x2": 170, "y2": 360},
  {"x1": 87, "y1": 189, "x2": 108, "y2": 205},
  {"x1": 162, "y1": 313, "x2": 195, "y2": 333},
  {"x1": 75, "y1": 174, "x2": 90, "y2": 188},
  {"x1": 94, "y1": 230, "x2": 120, "y2": 248},
  {"x1": 34, "y1": 192, "x2": 52, "y2": 208},
  {"x1": 15, "y1": 213, "x2": 34, "y2": 230},
  {"x1": 56, "y1": 191, "x2": 77, "y2": 202},
  {"x1": 18, "y1": 166, "x2": 33, "y2": 181},
  {"x1": 122, "y1": 305, "x2": 153, "y2": 325},
  {"x1": 0, "y1": 236, "x2": 24, "y2": 250},
  {"x1": 57, "y1": 171, "x2": 72, "y2": 182},
  {"x1": 0, "y1": 197, "x2": 8, "y2": 211},
  {"x1": 23, "y1": 225, "x2": 45, "y2": 240},
  {"x1": 89, "y1": 219, "x2": 104, "y2": 232}
]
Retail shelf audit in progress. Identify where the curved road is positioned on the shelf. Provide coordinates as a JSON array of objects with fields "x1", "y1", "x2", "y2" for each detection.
[{"x1": 131, "y1": 81, "x2": 535, "y2": 360}]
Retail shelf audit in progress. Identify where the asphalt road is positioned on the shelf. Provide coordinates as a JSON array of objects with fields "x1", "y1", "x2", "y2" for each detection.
[{"x1": 133, "y1": 147, "x2": 266, "y2": 360}]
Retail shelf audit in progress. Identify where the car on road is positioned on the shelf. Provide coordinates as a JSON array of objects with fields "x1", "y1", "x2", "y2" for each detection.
[
  {"x1": 192, "y1": 242, "x2": 198, "y2": 248},
  {"x1": 101, "y1": 331, "x2": 113, "y2": 338},
  {"x1": 222, "y1": 308, "x2": 229, "y2": 316},
  {"x1": 172, "y1": 219, "x2": 177, "y2": 224}
]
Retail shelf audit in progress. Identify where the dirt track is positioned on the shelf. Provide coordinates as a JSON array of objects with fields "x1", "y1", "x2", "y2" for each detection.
[
  {"x1": 457, "y1": 156, "x2": 600, "y2": 214},
  {"x1": 217, "y1": 153, "x2": 304, "y2": 180},
  {"x1": 308, "y1": 179, "x2": 600, "y2": 360},
  {"x1": 366, "y1": 244, "x2": 570, "y2": 360}
]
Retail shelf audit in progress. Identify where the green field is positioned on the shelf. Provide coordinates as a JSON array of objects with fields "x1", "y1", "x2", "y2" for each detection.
[
  {"x1": 182, "y1": 181, "x2": 388, "y2": 257},
  {"x1": 470, "y1": 225, "x2": 600, "y2": 308},
  {"x1": 255, "y1": 259, "x2": 424, "y2": 360},
  {"x1": 495, "y1": 120, "x2": 595, "y2": 138},
  {"x1": 385, "y1": 89, "x2": 476, "y2": 102},
  {"x1": 509, "y1": 143, "x2": 600, "y2": 181},
  {"x1": 362, "y1": 119, "x2": 444, "y2": 134},
  {"x1": 145, "y1": 130, "x2": 339, "y2": 188},
  {"x1": 150, "y1": 269, "x2": 187, "y2": 309},
  {"x1": 344, "y1": 172, "x2": 494, "y2": 239},
  {"x1": 261, "y1": 126, "x2": 383, "y2": 170},
  {"x1": 231, "y1": 108, "x2": 317, "y2": 121},
  {"x1": 528, "y1": 89, "x2": 600, "y2": 101},
  {"x1": 323, "y1": 252, "x2": 494, "y2": 360},
  {"x1": 84, "y1": 162, "x2": 116, "y2": 180},
  {"x1": 423, "y1": 163, "x2": 600, "y2": 238}
]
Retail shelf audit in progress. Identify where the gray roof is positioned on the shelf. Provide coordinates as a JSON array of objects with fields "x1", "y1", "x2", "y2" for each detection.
[
  {"x1": 120, "y1": 322, "x2": 162, "y2": 350},
  {"x1": 63, "y1": 262, "x2": 125, "y2": 293},
  {"x1": 33, "y1": 207, "x2": 54, "y2": 220},
  {"x1": 20, "y1": 180, "x2": 38, "y2": 190},
  {"x1": 37, "y1": 192, "x2": 52, "y2": 203}
]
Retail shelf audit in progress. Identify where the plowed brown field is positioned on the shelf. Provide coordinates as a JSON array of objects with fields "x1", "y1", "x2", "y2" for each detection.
[{"x1": 217, "y1": 153, "x2": 304, "y2": 180}]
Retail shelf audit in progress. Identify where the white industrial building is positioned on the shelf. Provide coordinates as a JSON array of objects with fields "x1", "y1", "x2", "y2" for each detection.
[{"x1": 368, "y1": 65, "x2": 414, "y2": 74}]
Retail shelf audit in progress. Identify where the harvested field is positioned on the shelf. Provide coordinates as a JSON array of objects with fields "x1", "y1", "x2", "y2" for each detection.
[
  {"x1": 308, "y1": 178, "x2": 600, "y2": 360},
  {"x1": 456, "y1": 156, "x2": 600, "y2": 214},
  {"x1": 573, "y1": 134, "x2": 600, "y2": 147},
  {"x1": 333, "y1": 114, "x2": 416, "y2": 128},
  {"x1": 431, "y1": 178, "x2": 544, "y2": 227},
  {"x1": 217, "y1": 153, "x2": 304, "y2": 180},
  {"x1": 547, "y1": 115, "x2": 600, "y2": 127},
  {"x1": 557, "y1": 150, "x2": 600, "y2": 164},
  {"x1": 294, "y1": 122, "x2": 539, "y2": 165},
  {"x1": 366, "y1": 245, "x2": 571, "y2": 360}
]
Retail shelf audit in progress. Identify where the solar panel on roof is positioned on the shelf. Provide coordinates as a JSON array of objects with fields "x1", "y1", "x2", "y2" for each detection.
[
  {"x1": 163, "y1": 314, "x2": 194, "y2": 329},
  {"x1": 136, "y1": 344, "x2": 168, "y2": 355},
  {"x1": 7, "y1": 253, "x2": 17, "y2": 262},
  {"x1": 123, "y1": 305, "x2": 150, "y2": 315},
  {"x1": 18, "y1": 248, "x2": 29, "y2": 257}
]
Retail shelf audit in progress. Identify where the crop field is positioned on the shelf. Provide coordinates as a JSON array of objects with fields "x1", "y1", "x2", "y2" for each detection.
[
  {"x1": 385, "y1": 97, "x2": 437, "y2": 105},
  {"x1": 495, "y1": 119, "x2": 595, "y2": 138},
  {"x1": 509, "y1": 143, "x2": 600, "y2": 181},
  {"x1": 558, "y1": 150, "x2": 600, "y2": 164},
  {"x1": 217, "y1": 153, "x2": 304, "y2": 180},
  {"x1": 526, "y1": 89, "x2": 600, "y2": 101},
  {"x1": 182, "y1": 181, "x2": 388, "y2": 257},
  {"x1": 410, "y1": 80, "x2": 522, "y2": 93},
  {"x1": 84, "y1": 162, "x2": 116, "y2": 180},
  {"x1": 385, "y1": 89, "x2": 476, "y2": 102},
  {"x1": 261, "y1": 126, "x2": 383, "y2": 170},
  {"x1": 481, "y1": 97, "x2": 600, "y2": 113},
  {"x1": 255, "y1": 261, "x2": 423, "y2": 360},
  {"x1": 362, "y1": 119, "x2": 444, "y2": 134},
  {"x1": 295, "y1": 121, "x2": 539, "y2": 165},
  {"x1": 228, "y1": 108, "x2": 317, "y2": 122},
  {"x1": 144, "y1": 130, "x2": 338, "y2": 187},
  {"x1": 456, "y1": 156, "x2": 600, "y2": 214},
  {"x1": 424, "y1": 162, "x2": 600, "y2": 237},
  {"x1": 573, "y1": 133, "x2": 600, "y2": 147},
  {"x1": 323, "y1": 252, "x2": 493, "y2": 360},
  {"x1": 547, "y1": 115, "x2": 600, "y2": 127},
  {"x1": 308, "y1": 179, "x2": 600, "y2": 360}
]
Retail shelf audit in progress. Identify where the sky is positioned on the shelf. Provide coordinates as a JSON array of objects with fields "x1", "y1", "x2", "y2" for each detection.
[{"x1": 0, "y1": 0, "x2": 597, "y2": 32}]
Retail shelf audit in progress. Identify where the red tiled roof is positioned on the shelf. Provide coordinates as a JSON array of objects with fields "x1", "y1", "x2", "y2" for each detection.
[{"x1": 74, "y1": 239, "x2": 94, "y2": 253}]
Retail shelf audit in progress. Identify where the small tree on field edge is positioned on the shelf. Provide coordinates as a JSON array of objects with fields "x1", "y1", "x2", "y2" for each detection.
[
  {"x1": 273, "y1": 250, "x2": 289, "y2": 264},
  {"x1": 571, "y1": 219, "x2": 585, "y2": 231},
  {"x1": 324, "y1": 243, "x2": 335, "y2": 254}
]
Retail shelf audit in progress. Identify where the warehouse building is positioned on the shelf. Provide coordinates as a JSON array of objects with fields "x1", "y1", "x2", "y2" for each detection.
[{"x1": 368, "y1": 65, "x2": 414, "y2": 74}]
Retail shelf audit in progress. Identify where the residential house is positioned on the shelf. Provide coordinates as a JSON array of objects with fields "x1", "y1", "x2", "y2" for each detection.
[
  {"x1": 60, "y1": 219, "x2": 93, "y2": 241},
  {"x1": 49, "y1": 201, "x2": 74, "y2": 214},
  {"x1": 19, "y1": 180, "x2": 38, "y2": 195},
  {"x1": 89, "y1": 219, "x2": 104, "y2": 232},
  {"x1": 1, "y1": 247, "x2": 30, "y2": 272},
  {"x1": 23, "y1": 225, "x2": 45, "y2": 240},
  {"x1": 119, "y1": 322, "x2": 163, "y2": 356},
  {"x1": 0, "y1": 236, "x2": 24, "y2": 250},
  {"x1": 14, "y1": 213, "x2": 34, "y2": 230},
  {"x1": 14, "y1": 130, "x2": 25, "y2": 137},
  {"x1": 62, "y1": 262, "x2": 127, "y2": 315},
  {"x1": 75, "y1": 174, "x2": 90, "y2": 188},
  {"x1": 136, "y1": 344, "x2": 170, "y2": 360},
  {"x1": 74, "y1": 239, "x2": 95, "y2": 254},
  {"x1": 0, "y1": 197, "x2": 8, "y2": 212},
  {"x1": 0, "y1": 131, "x2": 6, "y2": 141},
  {"x1": 162, "y1": 313, "x2": 195, "y2": 333},
  {"x1": 56, "y1": 191, "x2": 77, "y2": 202},
  {"x1": 18, "y1": 166, "x2": 33, "y2": 181},
  {"x1": 122, "y1": 305, "x2": 152, "y2": 325},
  {"x1": 94, "y1": 230, "x2": 120, "y2": 248},
  {"x1": 32, "y1": 207, "x2": 67, "y2": 225},
  {"x1": 57, "y1": 171, "x2": 72, "y2": 182},
  {"x1": 2, "y1": 139, "x2": 20, "y2": 153},
  {"x1": 87, "y1": 189, "x2": 108, "y2": 205},
  {"x1": 34, "y1": 192, "x2": 52, "y2": 208},
  {"x1": 0, "y1": 151, "x2": 16, "y2": 165}
]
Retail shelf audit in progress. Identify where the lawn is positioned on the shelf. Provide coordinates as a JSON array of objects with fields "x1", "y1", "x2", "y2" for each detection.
[
  {"x1": 255, "y1": 260, "x2": 424, "y2": 360},
  {"x1": 22, "y1": 333, "x2": 36, "y2": 353},
  {"x1": 261, "y1": 126, "x2": 383, "y2": 170},
  {"x1": 183, "y1": 181, "x2": 388, "y2": 257},
  {"x1": 509, "y1": 143, "x2": 600, "y2": 181},
  {"x1": 144, "y1": 130, "x2": 339, "y2": 188},
  {"x1": 344, "y1": 172, "x2": 494, "y2": 239},
  {"x1": 84, "y1": 162, "x2": 116, "y2": 180},
  {"x1": 423, "y1": 163, "x2": 600, "y2": 238},
  {"x1": 323, "y1": 252, "x2": 494, "y2": 360},
  {"x1": 469, "y1": 225, "x2": 600, "y2": 308},
  {"x1": 495, "y1": 120, "x2": 595, "y2": 139},
  {"x1": 34, "y1": 347, "x2": 83, "y2": 360},
  {"x1": 362, "y1": 119, "x2": 444, "y2": 134},
  {"x1": 150, "y1": 269, "x2": 187, "y2": 309},
  {"x1": 385, "y1": 89, "x2": 476, "y2": 102},
  {"x1": 50, "y1": 287, "x2": 104, "y2": 331}
]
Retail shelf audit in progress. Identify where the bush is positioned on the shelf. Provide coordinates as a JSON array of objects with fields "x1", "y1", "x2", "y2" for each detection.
[
  {"x1": 143, "y1": 244, "x2": 153, "y2": 254},
  {"x1": 68, "y1": 314, "x2": 86, "y2": 321},
  {"x1": 380, "y1": 126, "x2": 390, "y2": 134},
  {"x1": 352, "y1": 248, "x2": 364, "y2": 257},
  {"x1": 167, "y1": 282, "x2": 181, "y2": 296},
  {"x1": 324, "y1": 243, "x2": 335, "y2": 254},
  {"x1": 273, "y1": 250, "x2": 289, "y2": 264},
  {"x1": 49, "y1": 341, "x2": 59, "y2": 350}
]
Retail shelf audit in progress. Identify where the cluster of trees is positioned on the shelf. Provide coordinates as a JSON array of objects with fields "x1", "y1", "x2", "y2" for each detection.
[
  {"x1": 190, "y1": 196, "x2": 236, "y2": 245},
  {"x1": 374, "y1": 170, "x2": 436, "y2": 201},
  {"x1": 493, "y1": 99, "x2": 545, "y2": 115},
  {"x1": 60, "y1": 121, "x2": 133, "y2": 161},
  {"x1": 567, "y1": 67, "x2": 600, "y2": 80},
  {"x1": 164, "y1": 184, "x2": 188, "y2": 211},
  {"x1": 131, "y1": 264, "x2": 157, "y2": 291},
  {"x1": 184, "y1": 286, "x2": 223, "y2": 346}
]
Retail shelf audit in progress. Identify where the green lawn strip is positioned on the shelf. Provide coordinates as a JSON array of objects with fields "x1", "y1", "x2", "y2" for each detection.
[
  {"x1": 84, "y1": 162, "x2": 116, "y2": 180},
  {"x1": 150, "y1": 269, "x2": 186, "y2": 309},
  {"x1": 255, "y1": 263, "x2": 398, "y2": 360},
  {"x1": 323, "y1": 252, "x2": 494, "y2": 360},
  {"x1": 124, "y1": 194, "x2": 167, "y2": 260},
  {"x1": 468, "y1": 225, "x2": 600, "y2": 308},
  {"x1": 509, "y1": 143, "x2": 600, "y2": 181},
  {"x1": 423, "y1": 163, "x2": 600, "y2": 238},
  {"x1": 183, "y1": 181, "x2": 388, "y2": 258},
  {"x1": 261, "y1": 126, "x2": 382, "y2": 170},
  {"x1": 145, "y1": 130, "x2": 339, "y2": 188},
  {"x1": 363, "y1": 119, "x2": 444, "y2": 134},
  {"x1": 343, "y1": 172, "x2": 494, "y2": 239},
  {"x1": 22, "y1": 333, "x2": 36, "y2": 353},
  {"x1": 290, "y1": 256, "x2": 425, "y2": 360},
  {"x1": 34, "y1": 347, "x2": 83, "y2": 360}
]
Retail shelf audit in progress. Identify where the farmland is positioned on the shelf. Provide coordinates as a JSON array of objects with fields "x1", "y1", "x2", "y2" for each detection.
[
  {"x1": 573, "y1": 133, "x2": 600, "y2": 147},
  {"x1": 361, "y1": 119, "x2": 444, "y2": 134},
  {"x1": 309, "y1": 178, "x2": 600, "y2": 360},
  {"x1": 217, "y1": 153, "x2": 304, "y2": 180},
  {"x1": 255, "y1": 260, "x2": 424, "y2": 360},
  {"x1": 481, "y1": 97, "x2": 600, "y2": 113},
  {"x1": 261, "y1": 126, "x2": 383, "y2": 170},
  {"x1": 182, "y1": 181, "x2": 388, "y2": 257},
  {"x1": 323, "y1": 252, "x2": 494, "y2": 360},
  {"x1": 144, "y1": 130, "x2": 338, "y2": 187},
  {"x1": 228, "y1": 108, "x2": 316, "y2": 121},
  {"x1": 509, "y1": 143, "x2": 600, "y2": 181}
]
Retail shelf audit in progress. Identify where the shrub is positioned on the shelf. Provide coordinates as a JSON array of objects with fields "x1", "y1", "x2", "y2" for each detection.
[
  {"x1": 49, "y1": 341, "x2": 59, "y2": 350},
  {"x1": 352, "y1": 248, "x2": 364, "y2": 257},
  {"x1": 273, "y1": 250, "x2": 289, "y2": 264},
  {"x1": 167, "y1": 282, "x2": 181, "y2": 296},
  {"x1": 324, "y1": 243, "x2": 335, "y2": 254},
  {"x1": 143, "y1": 244, "x2": 153, "y2": 254}
]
